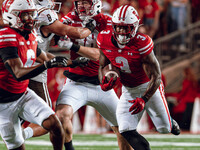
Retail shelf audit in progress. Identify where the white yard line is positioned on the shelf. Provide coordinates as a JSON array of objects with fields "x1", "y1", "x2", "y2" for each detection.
[
  {"x1": 1, "y1": 140, "x2": 200, "y2": 147},
  {"x1": 1, "y1": 134, "x2": 200, "y2": 147}
]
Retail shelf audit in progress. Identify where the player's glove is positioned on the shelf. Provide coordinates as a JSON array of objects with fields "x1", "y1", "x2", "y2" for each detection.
[
  {"x1": 100, "y1": 76, "x2": 115, "y2": 91},
  {"x1": 58, "y1": 35, "x2": 73, "y2": 50},
  {"x1": 70, "y1": 57, "x2": 90, "y2": 68},
  {"x1": 58, "y1": 36, "x2": 80, "y2": 53},
  {"x1": 44, "y1": 56, "x2": 68, "y2": 68},
  {"x1": 82, "y1": 18, "x2": 96, "y2": 32},
  {"x1": 128, "y1": 97, "x2": 148, "y2": 115}
]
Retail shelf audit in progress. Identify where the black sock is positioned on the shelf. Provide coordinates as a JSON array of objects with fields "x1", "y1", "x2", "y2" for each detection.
[
  {"x1": 64, "y1": 141, "x2": 75, "y2": 150},
  {"x1": 121, "y1": 130, "x2": 150, "y2": 150}
]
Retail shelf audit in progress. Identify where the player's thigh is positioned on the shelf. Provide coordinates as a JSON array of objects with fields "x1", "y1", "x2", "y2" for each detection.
[
  {"x1": 56, "y1": 79, "x2": 87, "y2": 113},
  {"x1": 116, "y1": 85, "x2": 145, "y2": 133},
  {"x1": 146, "y1": 86, "x2": 171, "y2": 133},
  {"x1": 28, "y1": 80, "x2": 52, "y2": 107},
  {"x1": 19, "y1": 88, "x2": 55, "y2": 127},
  {"x1": 93, "y1": 88, "x2": 119, "y2": 126},
  {"x1": 0, "y1": 101, "x2": 24, "y2": 149}
]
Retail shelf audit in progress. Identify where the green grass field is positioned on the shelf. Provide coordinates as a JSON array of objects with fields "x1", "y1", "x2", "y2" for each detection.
[{"x1": 1, "y1": 133, "x2": 200, "y2": 150}]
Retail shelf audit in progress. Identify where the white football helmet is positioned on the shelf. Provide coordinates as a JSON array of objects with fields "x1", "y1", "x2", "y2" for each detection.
[
  {"x1": 33, "y1": 0, "x2": 61, "y2": 12},
  {"x1": 112, "y1": 5, "x2": 140, "y2": 45},
  {"x1": 74, "y1": 0, "x2": 102, "y2": 20},
  {"x1": 2, "y1": 0, "x2": 37, "y2": 31}
]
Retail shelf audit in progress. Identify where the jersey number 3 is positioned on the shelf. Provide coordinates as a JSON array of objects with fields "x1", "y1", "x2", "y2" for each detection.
[{"x1": 115, "y1": 57, "x2": 131, "y2": 73}]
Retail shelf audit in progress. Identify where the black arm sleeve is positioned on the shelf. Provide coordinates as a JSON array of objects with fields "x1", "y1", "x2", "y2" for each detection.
[
  {"x1": 0, "y1": 47, "x2": 19, "y2": 62},
  {"x1": 36, "y1": 47, "x2": 42, "y2": 57},
  {"x1": 4, "y1": 62, "x2": 47, "y2": 82}
]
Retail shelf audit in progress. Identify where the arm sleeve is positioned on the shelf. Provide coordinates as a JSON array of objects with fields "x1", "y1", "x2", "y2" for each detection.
[
  {"x1": 36, "y1": 47, "x2": 42, "y2": 57},
  {"x1": 0, "y1": 47, "x2": 19, "y2": 62}
]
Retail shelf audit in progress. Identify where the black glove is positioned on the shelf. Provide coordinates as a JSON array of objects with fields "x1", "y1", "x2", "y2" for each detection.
[
  {"x1": 70, "y1": 57, "x2": 90, "y2": 68},
  {"x1": 45, "y1": 56, "x2": 68, "y2": 68},
  {"x1": 85, "y1": 19, "x2": 96, "y2": 32}
]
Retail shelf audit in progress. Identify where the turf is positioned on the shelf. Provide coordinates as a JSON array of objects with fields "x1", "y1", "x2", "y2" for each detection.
[{"x1": 0, "y1": 133, "x2": 200, "y2": 150}]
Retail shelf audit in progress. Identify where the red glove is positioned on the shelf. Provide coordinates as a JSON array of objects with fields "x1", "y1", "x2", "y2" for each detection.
[
  {"x1": 128, "y1": 97, "x2": 145, "y2": 115},
  {"x1": 100, "y1": 76, "x2": 115, "y2": 91}
]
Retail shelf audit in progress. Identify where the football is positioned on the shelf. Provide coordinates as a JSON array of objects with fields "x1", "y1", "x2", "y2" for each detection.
[{"x1": 102, "y1": 64, "x2": 120, "y2": 83}]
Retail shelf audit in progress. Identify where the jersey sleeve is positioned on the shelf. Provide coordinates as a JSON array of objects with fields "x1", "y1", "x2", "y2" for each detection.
[
  {"x1": 136, "y1": 34, "x2": 154, "y2": 56},
  {"x1": 97, "y1": 32, "x2": 103, "y2": 49},
  {"x1": 60, "y1": 13, "x2": 73, "y2": 25},
  {"x1": 0, "y1": 30, "x2": 18, "y2": 48},
  {"x1": 38, "y1": 8, "x2": 58, "y2": 26}
]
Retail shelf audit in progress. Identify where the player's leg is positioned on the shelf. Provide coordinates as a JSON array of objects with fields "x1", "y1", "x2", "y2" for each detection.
[
  {"x1": 42, "y1": 114, "x2": 64, "y2": 150},
  {"x1": 23, "y1": 80, "x2": 51, "y2": 140},
  {"x1": 20, "y1": 89, "x2": 64, "y2": 150},
  {"x1": 56, "y1": 79, "x2": 87, "y2": 150},
  {"x1": 0, "y1": 100, "x2": 26, "y2": 150},
  {"x1": 116, "y1": 84, "x2": 151, "y2": 150},
  {"x1": 111, "y1": 126, "x2": 134, "y2": 150},
  {"x1": 55, "y1": 104, "x2": 74, "y2": 150},
  {"x1": 146, "y1": 82, "x2": 180, "y2": 135},
  {"x1": 93, "y1": 87, "x2": 133, "y2": 150}
]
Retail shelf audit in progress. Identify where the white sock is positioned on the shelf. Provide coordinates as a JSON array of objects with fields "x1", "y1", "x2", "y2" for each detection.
[{"x1": 23, "y1": 127, "x2": 33, "y2": 140}]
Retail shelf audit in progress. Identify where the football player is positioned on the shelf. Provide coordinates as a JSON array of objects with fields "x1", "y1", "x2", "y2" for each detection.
[
  {"x1": 22, "y1": 0, "x2": 94, "y2": 140},
  {"x1": 55, "y1": 0, "x2": 132, "y2": 150},
  {"x1": 0, "y1": 0, "x2": 74, "y2": 149},
  {"x1": 65, "y1": 5, "x2": 181, "y2": 150}
]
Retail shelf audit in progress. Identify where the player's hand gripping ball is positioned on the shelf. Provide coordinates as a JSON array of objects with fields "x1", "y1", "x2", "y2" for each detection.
[{"x1": 100, "y1": 64, "x2": 120, "y2": 91}]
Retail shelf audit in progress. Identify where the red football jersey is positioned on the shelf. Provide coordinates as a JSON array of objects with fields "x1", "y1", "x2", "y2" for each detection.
[
  {"x1": 61, "y1": 12, "x2": 112, "y2": 77},
  {"x1": 97, "y1": 29, "x2": 153, "y2": 87},
  {"x1": 0, "y1": 27, "x2": 37, "y2": 93}
]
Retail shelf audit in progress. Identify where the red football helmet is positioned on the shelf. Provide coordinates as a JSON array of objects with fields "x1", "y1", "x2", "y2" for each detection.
[
  {"x1": 74, "y1": 0, "x2": 102, "y2": 20},
  {"x1": 2, "y1": 0, "x2": 37, "y2": 31},
  {"x1": 112, "y1": 5, "x2": 140, "y2": 45}
]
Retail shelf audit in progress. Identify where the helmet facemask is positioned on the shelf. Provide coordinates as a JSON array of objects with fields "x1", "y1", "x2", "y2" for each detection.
[
  {"x1": 74, "y1": 0, "x2": 102, "y2": 21},
  {"x1": 111, "y1": 5, "x2": 140, "y2": 45},
  {"x1": 2, "y1": 0, "x2": 37, "y2": 32},
  {"x1": 18, "y1": 10, "x2": 38, "y2": 31}
]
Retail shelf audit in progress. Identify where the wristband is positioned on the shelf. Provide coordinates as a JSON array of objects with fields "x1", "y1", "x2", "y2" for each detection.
[
  {"x1": 70, "y1": 43, "x2": 80, "y2": 52},
  {"x1": 141, "y1": 96, "x2": 148, "y2": 103}
]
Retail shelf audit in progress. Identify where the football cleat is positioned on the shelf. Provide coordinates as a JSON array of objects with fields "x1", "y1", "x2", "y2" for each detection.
[{"x1": 171, "y1": 119, "x2": 180, "y2": 135}]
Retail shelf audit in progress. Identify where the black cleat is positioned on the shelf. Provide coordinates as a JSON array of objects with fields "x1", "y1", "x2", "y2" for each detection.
[{"x1": 171, "y1": 119, "x2": 180, "y2": 135}]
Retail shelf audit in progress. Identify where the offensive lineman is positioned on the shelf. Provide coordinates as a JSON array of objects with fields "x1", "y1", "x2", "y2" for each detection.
[
  {"x1": 56, "y1": 0, "x2": 132, "y2": 150},
  {"x1": 22, "y1": 0, "x2": 96, "y2": 140}
]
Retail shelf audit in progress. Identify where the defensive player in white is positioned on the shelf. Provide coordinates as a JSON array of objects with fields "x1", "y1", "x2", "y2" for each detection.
[
  {"x1": 56, "y1": 0, "x2": 132, "y2": 150},
  {"x1": 22, "y1": 0, "x2": 97, "y2": 140},
  {"x1": 64, "y1": 5, "x2": 181, "y2": 150},
  {"x1": 0, "y1": 0, "x2": 76, "y2": 149}
]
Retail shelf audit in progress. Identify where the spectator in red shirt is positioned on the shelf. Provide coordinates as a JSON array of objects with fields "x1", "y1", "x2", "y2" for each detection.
[
  {"x1": 171, "y1": 66, "x2": 198, "y2": 130},
  {"x1": 138, "y1": 0, "x2": 160, "y2": 38}
]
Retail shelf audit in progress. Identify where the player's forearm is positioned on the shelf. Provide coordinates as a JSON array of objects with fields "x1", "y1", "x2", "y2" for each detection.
[
  {"x1": 143, "y1": 75, "x2": 161, "y2": 100},
  {"x1": 77, "y1": 46, "x2": 100, "y2": 61},
  {"x1": 5, "y1": 61, "x2": 47, "y2": 82},
  {"x1": 63, "y1": 26, "x2": 91, "y2": 39}
]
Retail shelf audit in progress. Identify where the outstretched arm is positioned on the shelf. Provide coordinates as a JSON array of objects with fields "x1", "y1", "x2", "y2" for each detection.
[{"x1": 41, "y1": 20, "x2": 92, "y2": 39}]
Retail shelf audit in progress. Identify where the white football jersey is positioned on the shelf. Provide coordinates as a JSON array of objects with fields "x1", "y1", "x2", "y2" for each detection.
[{"x1": 31, "y1": 5, "x2": 58, "y2": 83}]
